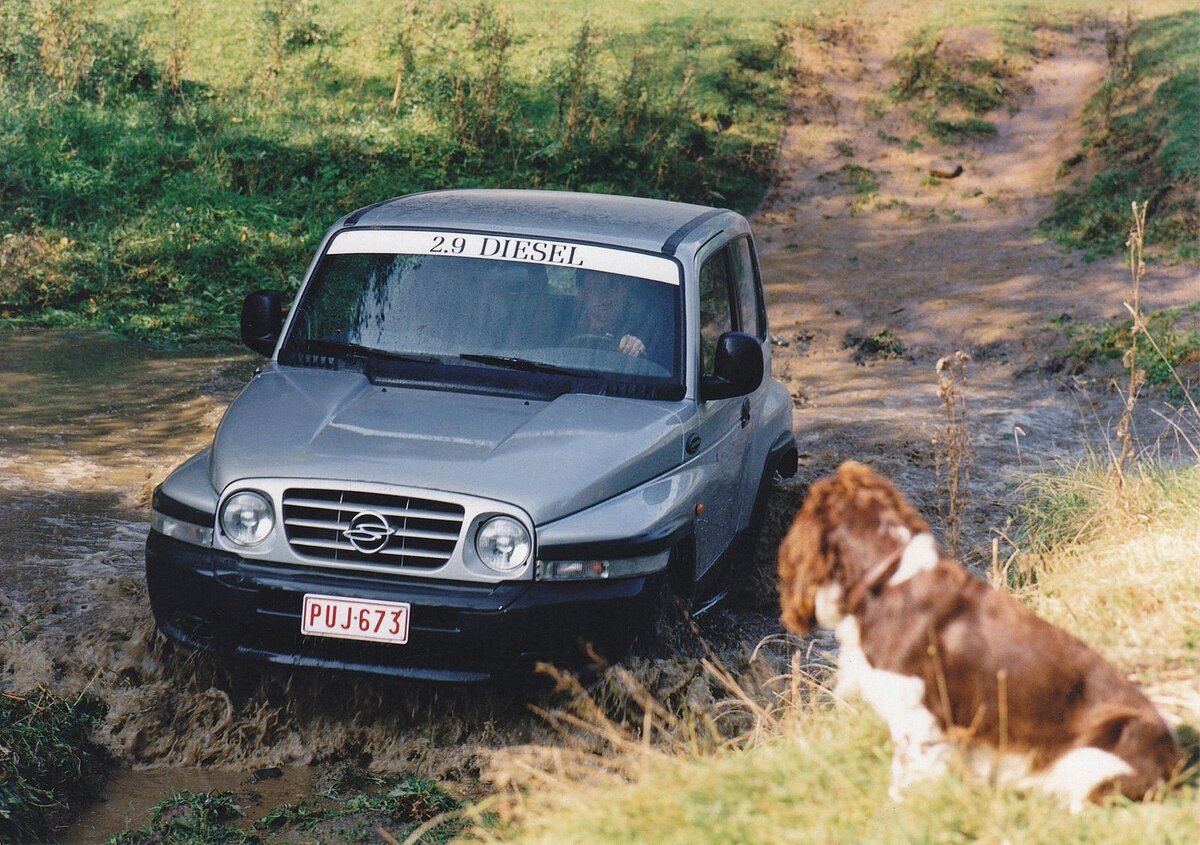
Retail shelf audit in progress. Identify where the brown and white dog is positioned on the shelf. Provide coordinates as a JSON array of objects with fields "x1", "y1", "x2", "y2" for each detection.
[{"x1": 777, "y1": 461, "x2": 1180, "y2": 811}]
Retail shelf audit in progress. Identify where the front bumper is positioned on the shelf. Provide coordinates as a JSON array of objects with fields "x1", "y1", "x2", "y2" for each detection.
[{"x1": 145, "y1": 531, "x2": 659, "y2": 682}]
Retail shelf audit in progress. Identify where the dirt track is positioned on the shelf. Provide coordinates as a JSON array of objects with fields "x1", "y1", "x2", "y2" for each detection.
[
  {"x1": 755, "y1": 21, "x2": 1196, "y2": 542},
  {"x1": 1, "y1": 17, "x2": 1197, "y2": 838}
]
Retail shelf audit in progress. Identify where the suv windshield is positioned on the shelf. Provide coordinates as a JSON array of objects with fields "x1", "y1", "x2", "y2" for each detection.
[{"x1": 280, "y1": 230, "x2": 683, "y2": 395}]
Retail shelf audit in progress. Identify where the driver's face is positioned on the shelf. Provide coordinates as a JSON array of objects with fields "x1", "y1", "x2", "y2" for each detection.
[{"x1": 581, "y1": 279, "x2": 628, "y2": 330}]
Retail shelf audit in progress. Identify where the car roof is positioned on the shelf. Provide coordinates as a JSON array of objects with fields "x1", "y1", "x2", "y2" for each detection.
[{"x1": 344, "y1": 189, "x2": 731, "y2": 254}]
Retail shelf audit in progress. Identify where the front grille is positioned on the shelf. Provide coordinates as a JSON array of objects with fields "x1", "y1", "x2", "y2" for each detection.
[{"x1": 282, "y1": 488, "x2": 464, "y2": 570}]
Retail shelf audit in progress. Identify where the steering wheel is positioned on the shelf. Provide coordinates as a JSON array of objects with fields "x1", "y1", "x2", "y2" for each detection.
[{"x1": 565, "y1": 333, "x2": 618, "y2": 350}]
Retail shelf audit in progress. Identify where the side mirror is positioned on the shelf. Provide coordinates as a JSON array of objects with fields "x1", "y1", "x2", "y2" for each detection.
[
  {"x1": 700, "y1": 331, "x2": 763, "y2": 401},
  {"x1": 240, "y1": 290, "x2": 284, "y2": 357}
]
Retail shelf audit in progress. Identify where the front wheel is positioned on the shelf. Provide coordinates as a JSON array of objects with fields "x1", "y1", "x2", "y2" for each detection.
[{"x1": 629, "y1": 564, "x2": 693, "y2": 658}]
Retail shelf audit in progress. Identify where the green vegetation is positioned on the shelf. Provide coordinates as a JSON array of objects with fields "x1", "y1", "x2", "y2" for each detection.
[
  {"x1": 108, "y1": 775, "x2": 463, "y2": 844},
  {"x1": 1060, "y1": 302, "x2": 1200, "y2": 402},
  {"x1": 892, "y1": 34, "x2": 1011, "y2": 114},
  {"x1": 108, "y1": 792, "x2": 256, "y2": 845},
  {"x1": 888, "y1": 30, "x2": 1015, "y2": 144},
  {"x1": 839, "y1": 164, "x2": 879, "y2": 196},
  {"x1": 843, "y1": 327, "x2": 905, "y2": 363},
  {"x1": 925, "y1": 115, "x2": 998, "y2": 142},
  {"x1": 0, "y1": 689, "x2": 109, "y2": 843},
  {"x1": 1041, "y1": 10, "x2": 1199, "y2": 257},
  {"x1": 0, "y1": 0, "x2": 796, "y2": 343},
  {"x1": 473, "y1": 462, "x2": 1200, "y2": 844}
]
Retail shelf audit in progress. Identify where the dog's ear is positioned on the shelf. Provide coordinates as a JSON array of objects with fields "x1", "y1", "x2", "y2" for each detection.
[
  {"x1": 777, "y1": 477, "x2": 837, "y2": 635},
  {"x1": 835, "y1": 460, "x2": 930, "y2": 541}
]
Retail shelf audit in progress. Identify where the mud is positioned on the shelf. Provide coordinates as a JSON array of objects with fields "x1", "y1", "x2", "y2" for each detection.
[{"x1": 1, "y1": 18, "x2": 1197, "y2": 844}]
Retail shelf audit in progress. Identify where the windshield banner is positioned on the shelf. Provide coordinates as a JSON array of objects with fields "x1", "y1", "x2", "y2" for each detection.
[{"x1": 328, "y1": 229, "x2": 680, "y2": 285}]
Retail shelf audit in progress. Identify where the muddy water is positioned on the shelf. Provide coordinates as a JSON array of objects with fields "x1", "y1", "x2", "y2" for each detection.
[
  {"x1": 0, "y1": 328, "x2": 248, "y2": 615},
  {"x1": 0, "y1": 330, "x2": 265, "y2": 840}
]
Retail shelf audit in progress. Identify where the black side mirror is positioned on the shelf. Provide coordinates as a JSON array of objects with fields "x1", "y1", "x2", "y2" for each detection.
[
  {"x1": 700, "y1": 331, "x2": 764, "y2": 401},
  {"x1": 241, "y1": 290, "x2": 284, "y2": 356}
]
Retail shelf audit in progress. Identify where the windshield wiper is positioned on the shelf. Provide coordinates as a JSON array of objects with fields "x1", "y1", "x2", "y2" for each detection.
[
  {"x1": 457, "y1": 353, "x2": 595, "y2": 378},
  {"x1": 301, "y1": 340, "x2": 442, "y2": 365}
]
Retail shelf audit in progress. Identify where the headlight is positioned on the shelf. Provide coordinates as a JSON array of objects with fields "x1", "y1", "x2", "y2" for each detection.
[
  {"x1": 219, "y1": 490, "x2": 275, "y2": 546},
  {"x1": 475, "y1": 516, "x2": 531, "y2": 573}
]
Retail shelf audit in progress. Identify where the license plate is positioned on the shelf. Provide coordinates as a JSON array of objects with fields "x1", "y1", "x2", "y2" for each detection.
[{"x1": 301, "y1": 594, "x2": 410, "y2": 645}]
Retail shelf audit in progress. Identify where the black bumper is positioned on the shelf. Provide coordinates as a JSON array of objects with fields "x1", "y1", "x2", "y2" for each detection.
[{"x1": 145, "y1": 531, "x2": 660, "y2": 683}]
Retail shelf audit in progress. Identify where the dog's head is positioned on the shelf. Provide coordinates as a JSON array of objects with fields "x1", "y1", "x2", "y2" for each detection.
[{"x1": 777, "y1": 461, "x2": 930, "y2": 634}]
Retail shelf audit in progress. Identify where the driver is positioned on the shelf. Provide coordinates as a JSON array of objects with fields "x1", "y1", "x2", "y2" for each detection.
[{"x1": 575, "y1": 271, "x2": 649, "y2": 357}]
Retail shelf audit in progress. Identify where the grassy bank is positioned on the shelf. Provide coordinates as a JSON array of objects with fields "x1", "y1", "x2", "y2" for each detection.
[
  {"x1": 1041, "y1": 9, "x2": 1199, "y2": 258},
  {"x1": 472, "y1": 461, "x2": 1200, "y2": 843},
  {"x1": 0, "y1": 0, "x2": 798, "y2": 343},
  {"x1": 0, "y1": 688, "x2": 109, "y2": 843}
]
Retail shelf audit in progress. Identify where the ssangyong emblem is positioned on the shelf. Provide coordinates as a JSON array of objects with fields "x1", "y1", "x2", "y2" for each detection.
[{"x1": 342, "y1": 511, "x2": 395, "y2": 554}]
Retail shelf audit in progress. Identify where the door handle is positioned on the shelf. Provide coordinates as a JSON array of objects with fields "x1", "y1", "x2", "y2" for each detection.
[{"x1": 740, "y1": 398, "x2": 751, "y2": 428}]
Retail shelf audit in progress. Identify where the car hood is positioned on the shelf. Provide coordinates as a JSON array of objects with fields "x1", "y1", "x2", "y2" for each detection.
[{"x1": 209, "y1": 367, "x2": 686, "y2": 524}]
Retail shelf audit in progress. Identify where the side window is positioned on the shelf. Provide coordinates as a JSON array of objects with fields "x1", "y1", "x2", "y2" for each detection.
[
  {"x1": 698, "y1": 247, "x2": 735, "y2": 376},
  {"x1": 729, "y1": 237, "x2": 763, "y2": 340}
]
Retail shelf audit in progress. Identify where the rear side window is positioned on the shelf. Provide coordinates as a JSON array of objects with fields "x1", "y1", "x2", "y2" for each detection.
[
  {"x1": 729, "y1": 237, "x2": 763, "y2": 340},
  {"x1": 698, "y1": 237, "x2": 764, "y2": 374}
]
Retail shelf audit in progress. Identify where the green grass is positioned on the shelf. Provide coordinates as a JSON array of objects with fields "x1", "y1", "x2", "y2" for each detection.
[
  {"x1": 485, "y1": 726, "x2": 1199, "y2": 845},
  {"x1": 107, "y1": 775, "x2": 464, "y2": 844},
  {"x1": 926, "y1": 115, "x2": 998, "y2": 142},
  {"x1": 0, "y1": 689, "x2": 110, "y2": 844},
  {"x1": 0, "y1": 0, "x2": 803, "y2": 343},
  {"x1": 839, "y1": 164, "x2": 880, "y2": 195},
  {"x1": 1041, "y1": 10, "x2": 1200, "y2": 258},
  {"x1": 892, "y1": 33, "x2": 1012, "y2": 114},
  {"x1": 887, "y1": 28, "x2": 1013, "y2": 145},
  {"x1": 1058, "y1": 302, "x2": 1200, "y2": 403}
]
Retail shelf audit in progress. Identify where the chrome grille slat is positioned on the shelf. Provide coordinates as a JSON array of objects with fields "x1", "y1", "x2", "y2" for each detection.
[
  {"x1": 283, "y1": 517, "x2": 459, "y2": 542},
  {"x1": 289, "y1": 536, "x2": 454, "y2": 560},
  {"x1": 281, "y1": 487, "x2": 465, "y2": 571},
  {"x1": 282, "y1": 497, "x2": 462, "y2": 523}
]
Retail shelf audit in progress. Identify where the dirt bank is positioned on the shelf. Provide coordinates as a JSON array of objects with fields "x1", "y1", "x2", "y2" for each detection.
[{"x1": 755, "y1": 20, "x2": 1197, "y2": 546}]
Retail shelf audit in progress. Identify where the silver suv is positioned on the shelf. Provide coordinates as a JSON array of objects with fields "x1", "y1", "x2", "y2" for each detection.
[{"x1": 146, "y1": 189, "x2": 797, "y2": 681}]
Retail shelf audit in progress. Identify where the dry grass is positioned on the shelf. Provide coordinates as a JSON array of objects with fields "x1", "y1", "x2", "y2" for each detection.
[
  {"x1": 1013, "y1": 463, "x2": 1200, "y2": 705},
  {"x1": 463, "y1": 456, "x2": 1200, "y2": 843},
  {"x1": 933, "y1": 350, "x2": 973, "y2": 558}
]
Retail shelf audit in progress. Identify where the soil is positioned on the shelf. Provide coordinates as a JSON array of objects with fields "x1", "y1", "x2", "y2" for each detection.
[
  {"x1": 757, "y1": 19, "x2": 1197, "y2": 534},
  {"x1": 0, "y1": 18, "x2": 1196, "y2": 844}
]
